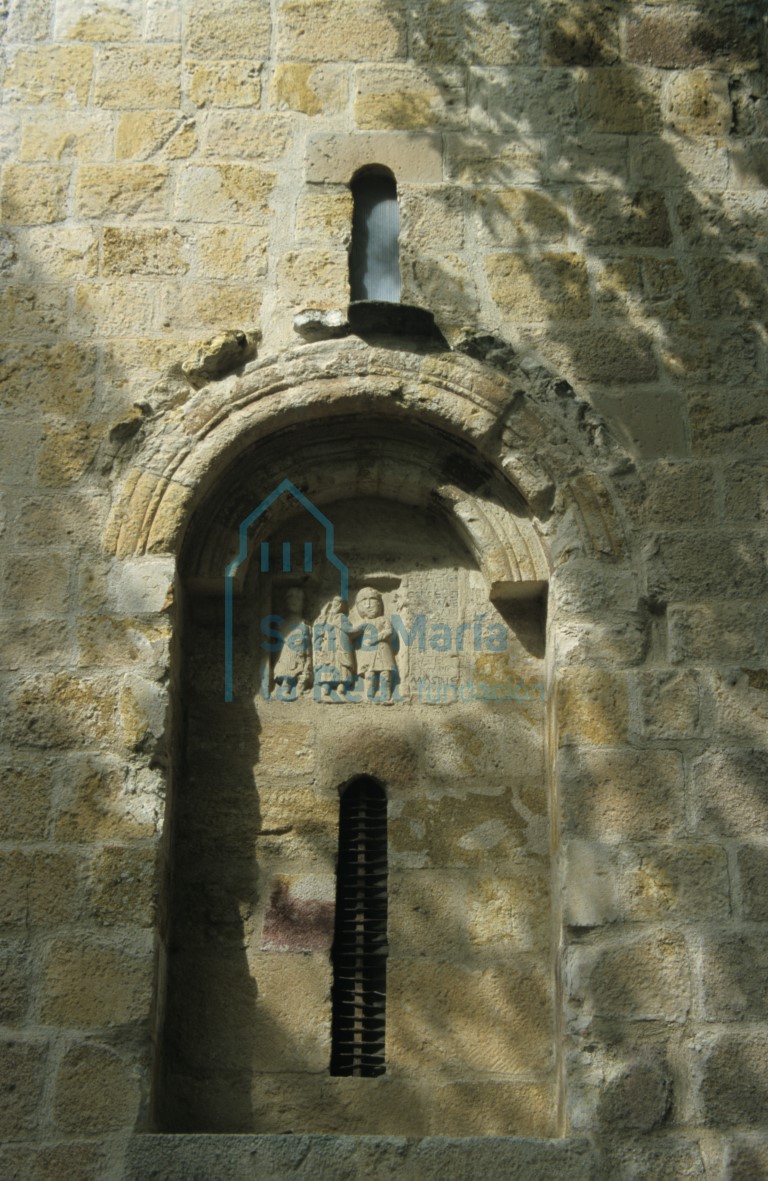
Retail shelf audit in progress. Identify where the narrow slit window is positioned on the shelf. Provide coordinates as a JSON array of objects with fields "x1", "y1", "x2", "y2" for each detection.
[
  {"x1": 349, "y1": 168, "x2": 401, "y2": 303},
  {"x1": 330, "y1": 776, "x2": 388, "y2": 1077}
]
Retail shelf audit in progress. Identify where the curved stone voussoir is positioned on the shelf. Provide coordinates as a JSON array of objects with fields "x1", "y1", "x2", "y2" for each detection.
[{"x1": 104, "y1": 338, "x2": 629, "y2": 564}]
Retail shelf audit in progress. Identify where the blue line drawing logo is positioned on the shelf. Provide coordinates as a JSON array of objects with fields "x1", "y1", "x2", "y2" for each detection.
[{"x1": 224, "y1": 479, "x2": 349, "y2": 701}]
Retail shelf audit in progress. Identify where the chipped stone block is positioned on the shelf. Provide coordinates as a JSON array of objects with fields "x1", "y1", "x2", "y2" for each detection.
[
  {"x1": 293, "y1": 308, "x2": 350, "y2": 341},
  {"x1": 181, "y1": 330, "x2": 257, "y2": 387}
]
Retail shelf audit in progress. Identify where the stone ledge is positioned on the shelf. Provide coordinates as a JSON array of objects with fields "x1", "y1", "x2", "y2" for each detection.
[{"x1": 125, "y1": 1134, "x2": 597, "y2": 1180}]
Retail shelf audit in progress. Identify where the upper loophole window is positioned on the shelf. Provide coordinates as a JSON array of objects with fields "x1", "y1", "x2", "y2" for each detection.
[{"x1": 349, "y1": 167, "x2": 401, "y2": 303}]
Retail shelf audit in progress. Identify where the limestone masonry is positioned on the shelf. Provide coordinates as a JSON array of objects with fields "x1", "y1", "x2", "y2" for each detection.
[{"x1": 1, "y1": 1, "x2": 767, "y2": 1178}]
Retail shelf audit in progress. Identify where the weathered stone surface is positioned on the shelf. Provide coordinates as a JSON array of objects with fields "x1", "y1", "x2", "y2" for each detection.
[
  {"x1": 185, "y1": 60, "x2": 262, "y2": 109},
  {"x1": 574, "y1": 188, "x2": 671, "y2": 247},
  {"x1": 413, "y1": 0, "x2": 538, "y2": 67},
  {"x1": 355, "y1": 66, "x2": 467, "y2": 131},
  {"x1": 270, "y1": 63, "x2": 347, "y2": 116},
  {"x1": 181, "y1": 330, "x2": 256, "y2": 387},
  {"x1": 0, "y1": 1040, "x2": 46, "y2": 1141},
  {"x1": 559, "y1": 747, "x2": 684, "y2": 839},
  {"x1": 4, "y1": 46, "x2": 93, "y2": 108},
  {"x1": 725, "y1": 1134, "x2": 768, "y2": 1180},
  {"x1": 389, "y1": 959, "x2": 552, "y2": 1077},
  {"x1": 115, "y1": 113, "x2": 197, "y2": 161},
  {"x1": 643, "y1": 460, "x2": 718, "y2": 525},
  {"x1": 626, "y1": 7, "x2": 762, "y2": 70},
  {"x1": 634, "y1": 669, "x2": 701, "y2": 738},
  {"x1": 647, "y1": 532, "x2": 766, "y2": 600},
  {"x1": 619, "y1": 843, "x2": 731, "y2": 923},
  {"x1": 0, "y1": 943, "x2": 31, "y2": 1025},
  {"x1": 101, "y1": 227, "x2": 188, "y2": 276},
  {"x1": 0, "y1": 761, "x2": 52, "y2": 840},
  {"x1": 6, "y1": 227, "x2": 99, "y2": 281},
  {"x1": 87, "y1": 845, "x2": 158, "y2": 928},
  {"x1": 3, "y1": 550, "x2": 71, "y2": 614},
  {"x1": 568, "y1": 933, "x2": 691, "y2": 1021},
  {"x1": 701, "y1": 932, "x2": 768, "y2": 1020},
  {"x1": 487, "y1": 253, "x2": 590, "y2": 322},
  {"x1": 597, "y1": 1060, "x2": 671, "y2": 1132},
  {"x1": 0, "y1": 0, "x2": 765, "y2": 1170},
  {"x1": 699, "y1": 1031, "x2": 768, "y2": 1127},
  {"x1": 306, "y1": 132, "x2": 443, "y2": 184},
  {"x1": 55, "y1": 757, "x2": 160, "y2": 842},
  {"x1": 669, "y1": 602, "x2": 768, "y2": 666},
  {"x1": 278, "y1": 0, "x2": 406, "y2": 62},
  {"x1": 295, "y1": 190, "x2": 354, "y2": 249},
  {"x1": 0, "y1": 850, "x2": 78, "y2": 927},
  {"x1": 41, "y1": 938, "x2": 153, "y2": 1027},
  {"x1": 691, "y1": 749, "x2": 768, "y2": 839},
  {"x1": 8, "y1": 674, "x2": 118, "y2": 748},
  {"x1": 125, "y1": 1134, "x2": 597, "y2": 1180},
  {"x1": 94, "y1": 46, "x2": 181, "y2": 110},
  {"x1": 557, "y1": 668, "x2": 629, "y2": 745},
  {"x1": 203, "y1": 112, "x2": 292, "y2": 162},
  {"x1": 76, "y1": 165, "x2": 170, "y2": 219},
  {"x1": 474, "y1": 188, "x2": 567, "y2": 246},
  {"x1": 175, "y1": 164, "x2": 275, "y2": 222},
  {"x1": 542, "y1": 2, "x2": 619, "y2": 66},
  {"x1": 578, "y1": 68, "x2": 662, "y2": 133},
  {"x1": 737, "y1": 845, "x2": 768, "y2": 922},
  {"x1": 53, "y1": 1042, "x2": 141, "y2": 1134},
  {"x1": 293, "y1": 308, "x2": 350, "y2": 341},
  {"x1": 663, "y1": 70, "x2": 732, "y2": 136},
  {"x1": 1, "y1": 164, "x2": 69, "y2": 224},
  {"x1": 0, "y1": 1141, "x2": 109, "y2": 1181},
  {"x1": 187, "y1": 0, "x2": 271, "y2": 59},
  {"x1": 276, "y1": 249, "x2": 349, "y2": 308},
  {"x1": 55, "y1": 0, "x2": 143, "y2": 42},
  {"x1": 195, "y1": 224, "x2": 269, "y2": 279}
]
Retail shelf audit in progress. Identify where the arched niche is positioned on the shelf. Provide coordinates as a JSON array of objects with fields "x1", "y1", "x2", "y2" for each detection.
[
  {"x1": 105, "y1": 339, "x2": 636, "y2": 1138},
  {"x1": 159, "y1": 414, "x2": 555, "y2": 1133}
]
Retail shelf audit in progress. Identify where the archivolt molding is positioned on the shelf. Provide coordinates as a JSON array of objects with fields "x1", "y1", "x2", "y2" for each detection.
[{"x1": 104, "y1": 337, "x2": 631, "y2": 568}]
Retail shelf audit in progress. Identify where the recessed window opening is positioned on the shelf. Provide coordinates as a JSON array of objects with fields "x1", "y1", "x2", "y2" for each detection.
[
  {"x1": 330, "y1": 775, "x2": 388, "y2": 1077},
  {"x1": 349, "y1": 166, "x2": 401, "y2": 303}
]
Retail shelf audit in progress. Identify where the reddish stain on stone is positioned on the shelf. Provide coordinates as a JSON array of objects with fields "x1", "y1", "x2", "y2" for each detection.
[{"x1": 261, "y1": 877, "x2": 335, "y2": 952}]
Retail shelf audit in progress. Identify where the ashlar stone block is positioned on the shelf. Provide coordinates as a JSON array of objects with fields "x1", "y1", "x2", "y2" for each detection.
[
  {"x1": 1, "y1": 164, "x2": 69, "y2": 225},
  {"x1": 278, "y1": 0, "x2": 407, "y2": 63},
  {"x1": 4, "y1": 46, "x2": 93, "y2": 108},
  {"x1": 567, "y1": 933, "x2": 691, "y2": 1022},
  {"x1": 185, "y1": 61, "x2": 262, "y2": 110},
  {"x1": 0, "y1": 1040, "x2": 46, "y2": 1141},
  {"x1": 187, "y1": 0, "x2": 271, "y2": 59},
  {"x1": 41, "y1": 938, "x2": 153, "y2": 1028},
  {"x1": 53, "y1": 1042, "x2": 141, "y2": 1134},
  {"x1": 486, "y1": 252, "x2": 590, "y2": 323}
]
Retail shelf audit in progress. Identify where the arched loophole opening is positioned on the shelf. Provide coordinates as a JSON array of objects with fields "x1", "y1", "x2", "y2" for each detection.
[
  {"x1": 330, "y1": 775, "x2": 388, "y2": 1077},
  {"x1": 349, "y1": 166, "x2": 401, "y2": 303}
]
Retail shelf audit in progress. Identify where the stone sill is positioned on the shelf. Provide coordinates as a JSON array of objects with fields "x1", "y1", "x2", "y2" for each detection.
[{"x1": 126, "y1": 1134, "x2": 596, "y2": 1180}]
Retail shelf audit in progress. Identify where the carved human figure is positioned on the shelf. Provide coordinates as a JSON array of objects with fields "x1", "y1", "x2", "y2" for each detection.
[
  {"x1": 273, "y1": 586, "x2": 311, "y2": 699},
  {"x1": 313, "y1": 596, "x2": 356, "y2": 702},
  {"x1": 351, "y1": 586, "x2": 397, "y2": 703}
]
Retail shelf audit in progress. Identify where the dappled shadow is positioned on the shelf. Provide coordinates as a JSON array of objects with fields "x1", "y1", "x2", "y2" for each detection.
[{"x1": 395, "y1": 0, "x2": 768, "y2": 458}]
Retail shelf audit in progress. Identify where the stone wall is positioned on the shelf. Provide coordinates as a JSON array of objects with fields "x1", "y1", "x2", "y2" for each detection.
[{"x1": 1, "y1": 1, "x2": 767, "y2": 1178}]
